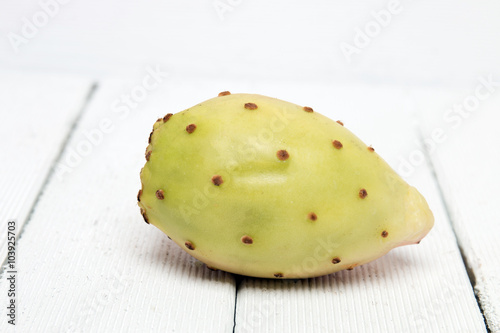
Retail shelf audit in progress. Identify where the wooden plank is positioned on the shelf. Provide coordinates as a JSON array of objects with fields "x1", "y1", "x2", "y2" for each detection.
[
  {"x1": 0, "y1": 79, "x2": 236, "y2": 332},
  {"x1": 232, "y1": 83, "x2": 487, "y2": 332},
  {"x1": 413, "y1": 83, "x2": 500, "y2": 332},
  {"x1": 0, "y1": 73, "x2": 93, "y2": 261},
  {"x1": 1, "y1": 78, "x2": 489, "y2": 332}
]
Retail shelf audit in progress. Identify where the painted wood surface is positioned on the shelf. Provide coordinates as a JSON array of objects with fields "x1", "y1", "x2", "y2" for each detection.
[
  {"x1": 0, "y1": 80, "x2": 236, "y2": 332},
  {"x1": 413, "y1": 84, "x2": 500, "y2": 332},
  {"x1": 0, "y1": 78, "x2": 495, "y2": 332},
  {"x1": 0, "y1": 74, "x2": 93, "y2": 261}
]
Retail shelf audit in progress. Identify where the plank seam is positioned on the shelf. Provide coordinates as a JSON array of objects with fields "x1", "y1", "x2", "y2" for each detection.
[
  {"x1": 0, "y1": 82, "x2": 99, "y2": 277},
  {"x1": 232, "y1": 275, "x2": 242, "y2": 333},
  {"x1": 417, "y1": 128, "x2": 490, "y2": 333}
]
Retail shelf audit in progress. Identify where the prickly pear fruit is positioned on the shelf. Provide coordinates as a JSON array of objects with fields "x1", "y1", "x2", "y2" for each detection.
[{"x1": 138, "y1": 92, "x2": 434, "y2": 279}]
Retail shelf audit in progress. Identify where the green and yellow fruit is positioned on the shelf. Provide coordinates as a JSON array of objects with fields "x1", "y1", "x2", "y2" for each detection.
[{"x1": 138, "y1": 92, "x2": 434, "y2": 279}]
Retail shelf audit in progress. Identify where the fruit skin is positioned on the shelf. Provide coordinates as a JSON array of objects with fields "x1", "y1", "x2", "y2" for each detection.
[{"x1": 138, "y1": 93, "x2": 434, "y2": 279}]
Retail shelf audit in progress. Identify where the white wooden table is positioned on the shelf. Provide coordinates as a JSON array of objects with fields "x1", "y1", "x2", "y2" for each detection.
[{"x1": 1, "y1": 73, "x2": 499, "y2": 333}]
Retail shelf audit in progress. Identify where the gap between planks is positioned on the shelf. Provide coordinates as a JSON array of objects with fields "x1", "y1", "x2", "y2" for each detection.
[
  {"x1": 417, "y1": 128, "x2": 490, "y2": 332},
  {"x1": 0, "y1": 83, "x2": 99, "y2": 278}
]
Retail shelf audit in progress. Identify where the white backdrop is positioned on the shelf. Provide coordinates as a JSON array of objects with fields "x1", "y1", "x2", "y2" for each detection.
[{"x1": 1, "y1": 0, "x2": 499, "y2": 87}]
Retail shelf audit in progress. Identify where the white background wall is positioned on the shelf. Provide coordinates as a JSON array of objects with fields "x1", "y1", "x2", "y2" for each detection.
[{"x1": 1, "y1": 0, "x2": 499, "y2": 88}]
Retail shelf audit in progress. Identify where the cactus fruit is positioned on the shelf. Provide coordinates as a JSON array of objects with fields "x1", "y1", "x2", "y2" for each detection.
[{"x1": 137, "y1": 92, "x2": 434, "y2": 279}]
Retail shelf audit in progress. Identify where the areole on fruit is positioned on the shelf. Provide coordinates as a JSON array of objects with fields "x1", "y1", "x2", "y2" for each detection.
[{"x1": 137, "y1": 92, "x2": 434, "y2": 279}]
